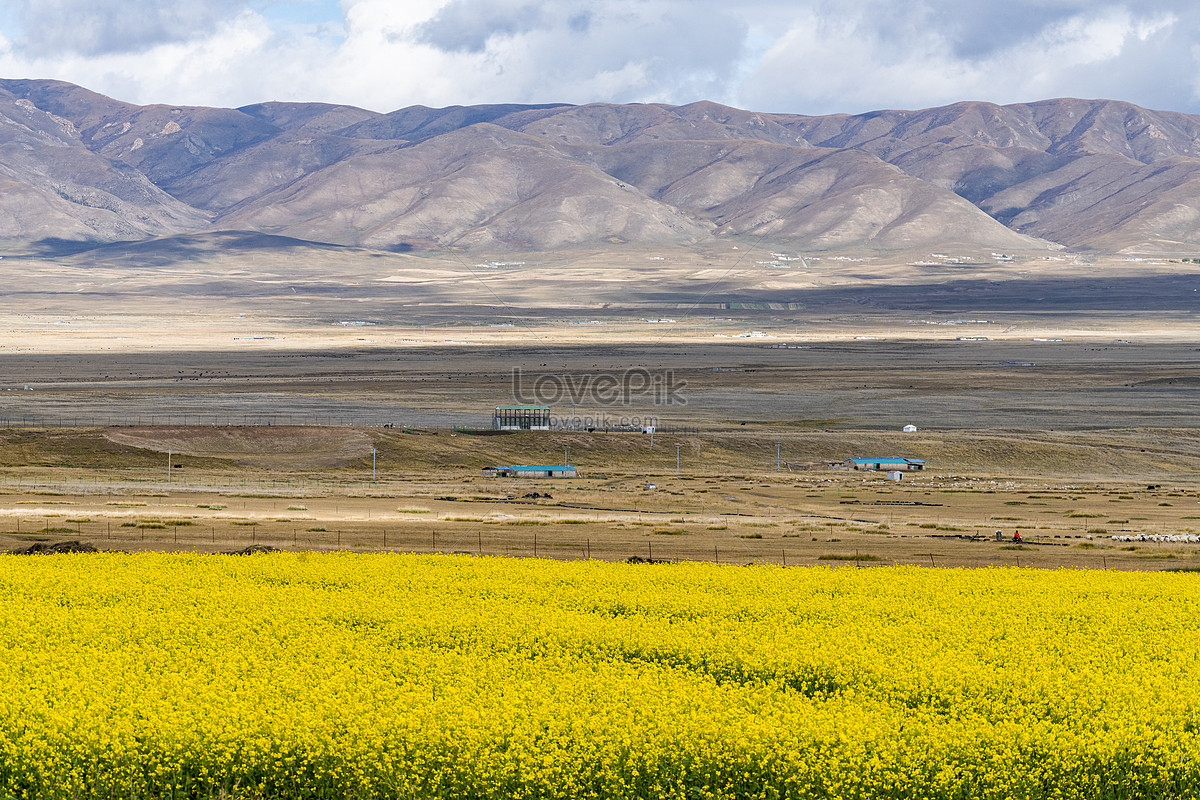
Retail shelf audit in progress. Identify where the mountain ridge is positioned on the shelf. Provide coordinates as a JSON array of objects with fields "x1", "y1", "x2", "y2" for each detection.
[{"x1": 3, "y1": 79, "x2": 1200, "y2": 255}]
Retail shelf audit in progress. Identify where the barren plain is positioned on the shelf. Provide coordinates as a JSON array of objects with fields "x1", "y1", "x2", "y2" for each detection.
[{"x1": 1, "y1": 240, "x2": 1198, "y2": 569}]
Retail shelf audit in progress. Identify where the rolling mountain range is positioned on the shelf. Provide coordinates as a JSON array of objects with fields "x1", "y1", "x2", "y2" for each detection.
[{"x1": 4, "y1": 78, "x2": 1200, "y2": 254}]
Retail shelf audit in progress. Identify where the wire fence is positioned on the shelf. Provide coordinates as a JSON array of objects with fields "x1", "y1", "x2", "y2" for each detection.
[{"x1": 1, "y1": 520, "x2": 1166, "y2": 570}]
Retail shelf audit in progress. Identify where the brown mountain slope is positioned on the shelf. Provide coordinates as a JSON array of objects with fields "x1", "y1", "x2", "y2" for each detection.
[
  {"x1": 236, "y1": 101, "x2": 379, "y2": 134},
  {"x1": 0, "y1": 82, "x2": 209, "y2": 243},
  {"x1": 3, "y1": 79, "x2": 1200, "y2": 253},
  {"x1": 162, "y1": 131, "x2": 398, "y2": 213},
  {"x1": 584, "y1": 140, "x2": 1037, "y2": 250},
  {"x1": 0, "y1": 79, "x2": 279, "y2": 187},
  {"x1": 220, "y1": 124, "x2": 710, "y2": 250}
]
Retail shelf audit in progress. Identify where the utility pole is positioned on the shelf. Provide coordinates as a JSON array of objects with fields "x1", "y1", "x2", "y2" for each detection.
[
  {"x1": 168, "y1": 450, "x2": 172, "y2": 484},
  {"x1": 564, "y1": 445, "x2": 569, "y2": 465},
  {"x1": 776, "y1": 442, "x2": 781, "y2": 471},
  {"x1": 372, "y1": 448, "x2": 377, "y2": 482},
  {"x1": 676, "y1": 444, "x2": 681, "y2": 475}
]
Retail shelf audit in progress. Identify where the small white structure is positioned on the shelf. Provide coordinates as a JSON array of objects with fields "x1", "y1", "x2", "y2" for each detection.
[
  {"x1": 902, "y1": 424, "x2": 918, "y2": 432},
  {"x1": 886, "y1": 471, "x2": 903, "y2": 481}
]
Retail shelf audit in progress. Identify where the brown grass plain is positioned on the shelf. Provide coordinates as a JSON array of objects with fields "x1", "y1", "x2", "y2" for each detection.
[{"x1": 1, "y1": 243, "x2": 1198, "y2": 569}]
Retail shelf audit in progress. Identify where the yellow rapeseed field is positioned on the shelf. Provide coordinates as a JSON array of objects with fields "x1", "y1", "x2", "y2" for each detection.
[{"x1": 0, "y1": 553, "x2": 1197, "y2": 799}]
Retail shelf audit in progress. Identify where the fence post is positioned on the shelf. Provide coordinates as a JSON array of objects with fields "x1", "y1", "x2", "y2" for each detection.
[
  {"x1": 714, "y1": 546, "x2": 718, "y2": 564},
  {"x1": 534, "y1": 533, "x2": 537, "y2": 558}
]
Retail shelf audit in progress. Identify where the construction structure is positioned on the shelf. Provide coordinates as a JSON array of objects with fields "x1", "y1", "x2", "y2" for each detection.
[
  {"x1": 493, "y1": 404, "x2": 551, "y2": 431},
  {"x1": 482, "y1": 464, "x2": 578, "y2": 478},
  {"x1": 844, "y1": 458, "x2": 925, "y2": 472}
]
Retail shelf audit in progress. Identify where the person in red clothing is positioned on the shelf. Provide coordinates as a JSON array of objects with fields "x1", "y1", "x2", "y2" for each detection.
[{"x1": 1013, "y1": 530, "x2": 1022, "y2": 542}]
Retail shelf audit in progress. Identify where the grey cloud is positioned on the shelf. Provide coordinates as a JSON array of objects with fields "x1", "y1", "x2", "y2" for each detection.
[
  {"x1": 1, "y1": 0, "x2": 247, "y2": 55},
  {"x1": 566, "y1": 11, "x2": 591, "y2": 34},
  {"x1": 7, "y1": 0, "x2": 1200, "y2": 118},
  {"x1": 415, "y1": 1, "x2": 549, "y2": 53},
  {"x1": 412, "y1": 0, "x2": 749, "y2": 103},
  {"x1": 738, "y1": 0, "x2": 1200, "y2": 115}
]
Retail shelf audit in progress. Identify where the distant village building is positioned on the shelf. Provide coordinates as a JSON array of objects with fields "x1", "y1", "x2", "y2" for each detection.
[
  {"x1": 493, "y1": 405, "x2": 551, "y2": 431},
  {"x1": 886, "y1": 471, "x2": 904, "y2": 481},
  {"x1": 482, "y1": 464, "x2": 578, "y2": 478},
  {"x1": 902, "y1": 424, "x2": 918, "y2": 432},
  {"x1": 845, "y1": 458, "x2": 925, "y2": 472}
]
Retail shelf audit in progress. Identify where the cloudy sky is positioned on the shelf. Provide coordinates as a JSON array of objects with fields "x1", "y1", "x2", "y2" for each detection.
[{"x1": 0, "y1": 0, "x2": 1197, "y2": 115}]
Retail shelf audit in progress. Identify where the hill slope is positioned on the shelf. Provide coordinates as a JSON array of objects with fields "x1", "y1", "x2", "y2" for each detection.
[{"x1": 2, "y1": 80, "x2": 1200, "y2": 254}]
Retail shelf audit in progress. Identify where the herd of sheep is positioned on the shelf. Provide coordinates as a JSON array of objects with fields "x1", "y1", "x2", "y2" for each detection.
[{"x1": 1110, "y1": 534, "x2": 1200, "y2": 543}]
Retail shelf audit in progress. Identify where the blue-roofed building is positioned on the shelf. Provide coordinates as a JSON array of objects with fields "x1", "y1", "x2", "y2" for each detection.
[
  {"x1": 482, "y1": 464, "x2": 578, "y2": 478},
  {"x1": 844, "y1": 458, "x2": 925, "y2": 472}
]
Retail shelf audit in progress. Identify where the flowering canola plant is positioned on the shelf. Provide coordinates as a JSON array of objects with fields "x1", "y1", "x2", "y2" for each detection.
[{"x1": 0, "y1": 553, "x2": 1197, "y2": 799}]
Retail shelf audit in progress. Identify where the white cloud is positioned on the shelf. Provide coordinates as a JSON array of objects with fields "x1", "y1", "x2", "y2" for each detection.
[
  {"x1": 0, "y1": 0, "x2": 1198, "y2": 115},
  {"x1": 0, "y1": 0, "x2": 248, "y2": 55},
  {"x1": 737, "y1": 4, "x2": 1195, "y2": 114}
]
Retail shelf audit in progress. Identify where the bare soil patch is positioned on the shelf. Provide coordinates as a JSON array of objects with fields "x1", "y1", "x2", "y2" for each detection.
[{"x1": 104, "y1": 426, "x2": 374, "y2": 469}]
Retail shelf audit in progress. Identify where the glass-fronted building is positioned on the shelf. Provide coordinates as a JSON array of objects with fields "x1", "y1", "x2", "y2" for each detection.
[{"x1": 493, "y1": 405, "x2": 551, "y2": 431}]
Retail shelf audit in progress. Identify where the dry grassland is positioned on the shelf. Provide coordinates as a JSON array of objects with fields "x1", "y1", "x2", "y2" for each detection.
[
  {"x1": 1, "y1": 425, "x2": 1197, "y2": 571},
  {"x1": 2, "y1": 244, "x2": 1198, "y2": 570}
]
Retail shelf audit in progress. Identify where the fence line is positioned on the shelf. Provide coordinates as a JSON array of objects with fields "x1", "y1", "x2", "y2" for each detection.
[
  {"x1": 0, "y1": 417, "x2": 700, "y2": 434},
  {"x1": 1, "y1": 521, "x2": 1143, "y2": 570}
]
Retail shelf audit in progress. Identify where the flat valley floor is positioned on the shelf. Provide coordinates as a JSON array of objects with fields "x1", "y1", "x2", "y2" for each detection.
[{"x1": 1, "y1": 242, "x2": 1198, "y2": 569}]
